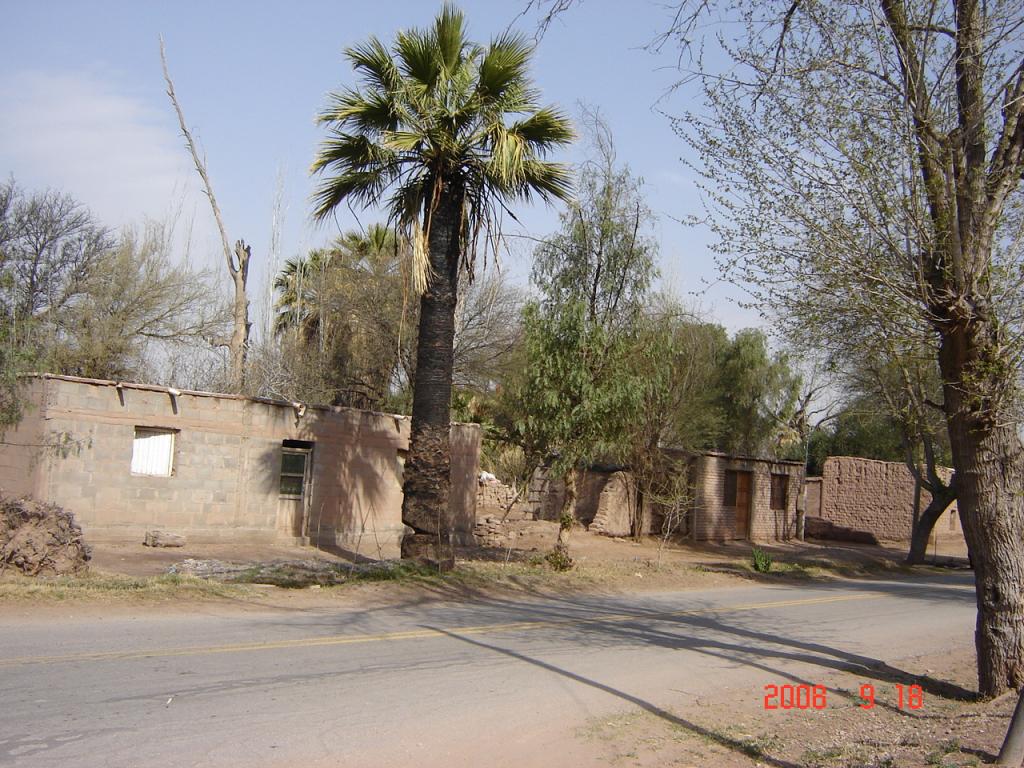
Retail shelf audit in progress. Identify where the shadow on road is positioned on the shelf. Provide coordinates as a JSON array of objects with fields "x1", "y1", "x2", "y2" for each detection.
[{"x1": 431, "y1": 626, "x2": 804, "y2": 768}]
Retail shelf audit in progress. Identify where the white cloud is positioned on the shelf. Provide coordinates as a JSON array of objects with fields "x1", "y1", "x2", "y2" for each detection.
[{"x1": 0, "y1": 68, "x2": 218, "y2": 265}]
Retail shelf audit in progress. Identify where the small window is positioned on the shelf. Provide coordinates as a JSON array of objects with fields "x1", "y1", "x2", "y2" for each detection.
[
  {"x1": 280, "y1": 440, "x2": 313, "y2": 498},
  {"x1": 131, "y1": 427, "x2": 176, "y2": 476},
  {"x1": 770, "y1": 473, "x2": 788, "y2": 510},
  {"x1": 723, "y1": 470, "x2": 738, "y2": 507}
]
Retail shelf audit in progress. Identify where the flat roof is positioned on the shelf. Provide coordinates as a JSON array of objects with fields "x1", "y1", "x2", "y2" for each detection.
[{"x1": 22, "y1": 372, "x2": 418, "y2": 421}]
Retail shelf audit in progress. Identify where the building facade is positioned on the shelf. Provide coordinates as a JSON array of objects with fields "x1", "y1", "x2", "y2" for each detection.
[
  {"x1": 0, "y1": 375, "x2": 480, "y2": 558},
  {"x1": 689, "y1": 452, "x2": 804, "y2": 542}
]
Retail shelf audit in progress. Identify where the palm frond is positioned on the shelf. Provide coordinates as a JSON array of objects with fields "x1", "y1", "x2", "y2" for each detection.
[
  {"x1": 396, "y1": 29, "x2": 440, "y2": 90},
  {"x1": 312, "y1": 168, "x2": 389, "y2": 221},
  {"x1": 345, "y1": 37, "x2": 402, "y2": 94},
  {"x1": 433, "y1": 3, "x2": 468, "y2": 75},
  {"x1": 320, "y1": 89, "x2": 399, "y2": 135},
  {"x1": 476, "y1": 32, "x2": 532, "y2": 104},
  {"x1": 312, "y1": 5, "x2": 575, "y2": 293},
  {"x1": 509, "y1": 107, "x2": 575, "y2": 152}
]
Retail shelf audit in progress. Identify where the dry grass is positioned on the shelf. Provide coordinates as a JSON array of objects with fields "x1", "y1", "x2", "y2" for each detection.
[{"x1": 0, "y1": 571, "x2": 253, "y2": 602}]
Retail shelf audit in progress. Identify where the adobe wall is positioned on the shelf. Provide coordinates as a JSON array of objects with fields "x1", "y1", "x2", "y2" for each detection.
[
  {"x1": 524, "y1": 453, "x2": 801, "y2": 542},
  {"x1": 805, "y1": 478, "x2": 822, "y2": 517},
  {"x1": 819, "y1": 456, "x2": 959, "y2": 543},
  {"x1": 0, "y1": 376, "x2": 479, "y2": 558},
  {"x1": 693, "y1": 453, "x2": 802, "y2": 542}
]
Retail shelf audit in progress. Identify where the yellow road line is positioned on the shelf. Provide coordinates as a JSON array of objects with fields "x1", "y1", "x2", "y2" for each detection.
[{"x1": 0, "y1": 592, "x2": 877, "y2": 668}]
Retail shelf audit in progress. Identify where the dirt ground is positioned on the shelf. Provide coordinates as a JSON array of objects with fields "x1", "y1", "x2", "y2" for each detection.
[
  {"x1": 33, "y1": 526, "x2": 963, "y2": 621},
  {"x1": 85, "y1": 524, "x2": 967, "y2": 582},
  {"x1": 578, "y1": 644, "x2": 1008, "y2": 768}
]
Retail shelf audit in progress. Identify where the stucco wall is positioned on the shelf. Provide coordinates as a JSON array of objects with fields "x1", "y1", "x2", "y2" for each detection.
[
  {"x1": 805, "y1": 478, "x2": 822, "y2": 517},
  {"x1": 819, "y1": 456, "x2": 959, "y2": 543},
  {"x1": 0, "y1": 376, "x2": 480, "y2": 558}
]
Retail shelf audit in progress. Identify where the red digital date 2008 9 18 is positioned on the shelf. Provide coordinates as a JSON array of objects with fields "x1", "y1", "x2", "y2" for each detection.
[{"x1": 763, "y1": 683, "x2": 923, "y2": 710}]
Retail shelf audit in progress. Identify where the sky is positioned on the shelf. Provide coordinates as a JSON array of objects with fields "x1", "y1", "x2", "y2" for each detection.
[{"x1": 0, "y1": 0, "x2": 762, "y2": 336}]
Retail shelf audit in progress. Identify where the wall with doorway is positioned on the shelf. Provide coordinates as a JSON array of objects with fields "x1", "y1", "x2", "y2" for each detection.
[
  {"x1": 0, "y1": 375, "x2": 480, "y2": 558},
  {"x1": 692, "y1": 452, "x2": 803, "y2": 542},
  {"x1": 521, "y1": 451, "x2": 802, "y2": 543}
]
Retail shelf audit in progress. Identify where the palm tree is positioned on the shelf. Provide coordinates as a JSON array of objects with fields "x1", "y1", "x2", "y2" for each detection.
[
  {"x1": 273, "y1": 224, "x2": 400, "y2": 341},
  {"x1": 273, "y1": 224, "x2": 409, "y2": 408},
  {"x1": 273, "y1": 248, "x2": 335, "y2": 341},
  {"x1": 311, "y1": 5, "x2": 573, "y2": 567}
]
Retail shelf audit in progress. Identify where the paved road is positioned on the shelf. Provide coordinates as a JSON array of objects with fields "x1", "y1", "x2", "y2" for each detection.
[{"x1": 0, "y1": 574, "x2": 976, "y2": 767}]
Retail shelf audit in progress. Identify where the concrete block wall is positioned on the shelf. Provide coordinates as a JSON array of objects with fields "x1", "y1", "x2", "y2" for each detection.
[
  {"x1": 0, "y1": 382, "x2": 48, "y2": 499},
  {"x1": 819, "y1": 456, "x2": 960, "y2": 543},
  {"x1": 0, "y1": 375, "x2": 480, "y2": 558}
]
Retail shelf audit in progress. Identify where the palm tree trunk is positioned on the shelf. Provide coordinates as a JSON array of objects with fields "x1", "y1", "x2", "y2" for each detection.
[{"x1": 400, "y1": 181, "x2": 463, "y2": 570}]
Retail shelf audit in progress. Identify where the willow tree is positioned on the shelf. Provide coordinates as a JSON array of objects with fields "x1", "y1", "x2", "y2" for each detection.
[
  {"x1": 515, "y1": 118, "x2": 655, "y2": 566},
  {"x1": 311, "y1": 5, "x2": 573, "y2": 567},
  {"x1": 667, "y1": 0, "x2": 1024, "y2": 698}
]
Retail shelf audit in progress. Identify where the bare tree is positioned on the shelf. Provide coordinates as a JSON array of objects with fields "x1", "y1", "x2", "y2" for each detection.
[
  {"x1": 452, "y1": 272, "x2": 525, "y2": 391},
  {"x1": 159, "y1": 37, "x2": 250, "y2": 392},
  {"x1": 51, "y1": 222, "x2": 229, "y2": 381},
  {"x1": 666, "y1": 0, "x2": 1024, "y2": 700}
]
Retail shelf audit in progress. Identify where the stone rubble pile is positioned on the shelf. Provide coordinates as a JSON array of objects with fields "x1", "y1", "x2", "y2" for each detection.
[{"x1": 168, "y1": 557, "x2": 406, "y2": 586}]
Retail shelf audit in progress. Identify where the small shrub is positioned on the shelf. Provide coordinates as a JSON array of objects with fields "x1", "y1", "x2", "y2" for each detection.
[
  {"x1": 751, "y1": 546, "x2": 773, "y2": 573},
  {"x1": 545, "y1": 548, "x2": 574, "y2": 571}
]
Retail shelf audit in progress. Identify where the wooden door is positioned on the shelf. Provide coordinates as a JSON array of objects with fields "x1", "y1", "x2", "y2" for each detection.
[{"x1": 734, "y1": 471, "x2": 752, "y2": 539}]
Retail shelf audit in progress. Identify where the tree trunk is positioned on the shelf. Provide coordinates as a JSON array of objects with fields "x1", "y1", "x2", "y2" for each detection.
[
  {"x1": 229, "y1": 240, "x2": 250, "y2": 392},
  {"x1": 997, "y1": 689, "x2": 1024, "y2": 766},
  {"x1": 906, "y1": 485, "x2": 957, "y2": 565},
  {"x1": 549, "y1": 469, "x2": 577, "y2": 569},
  {"x1": 940, "y1": 329, "x2": 1024, "y2": 698},
  {"x1": 399, "y1": 181, "x2": 463, "y2": 571},
  {"x1": 158, "y1": 41, "x2": 250, "y2": 393}
]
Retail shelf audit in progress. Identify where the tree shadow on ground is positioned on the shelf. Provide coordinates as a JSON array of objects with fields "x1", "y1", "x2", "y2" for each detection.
[{"x1": 431, "y1": 625, "x2": 804, "y2": 768}]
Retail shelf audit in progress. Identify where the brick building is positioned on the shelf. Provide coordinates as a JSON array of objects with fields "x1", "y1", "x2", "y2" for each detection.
[
  {"x1": 689, "y1": 451, "x2": 804, "y2": 541},
  {"x1": 0, "y1": 375, "x2": 480, "y2": 558}
]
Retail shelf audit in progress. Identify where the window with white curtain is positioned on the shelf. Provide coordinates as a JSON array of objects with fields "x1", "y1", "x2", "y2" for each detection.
[{"x1": 131, "y1": 427, "x2": 176, "y2": 476}]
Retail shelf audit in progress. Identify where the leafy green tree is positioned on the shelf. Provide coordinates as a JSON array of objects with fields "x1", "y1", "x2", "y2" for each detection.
[
  {"x1": 511, "y1": 119, "x2": 655, "y2": 564},
  {"x1": 531, "y1": 109, "x2": 656, "y2": 333},
  {"x1": 807, "y1": 402, "x2": 907, "y2": 476},
  {"x1": 715, "y1": 329, "x2": 801, "y2": 457},
  {"x1": 311, "y1": 5, "x2": 573, "y2": 567},
  {"x1": 515, "y1": 301, "x2": 641, "y2": 566},
  {"x1": 621, "y1": 303, "x2": 727, "y2": 537}
]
